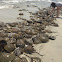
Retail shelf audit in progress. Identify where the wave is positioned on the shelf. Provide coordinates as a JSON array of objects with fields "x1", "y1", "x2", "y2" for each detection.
[
  {"x1": 0, "y1": 5, "x2": 14, "y2": 9},
  {"x1": 2, "y1": 0, "x2": 52, "y2": 3}
]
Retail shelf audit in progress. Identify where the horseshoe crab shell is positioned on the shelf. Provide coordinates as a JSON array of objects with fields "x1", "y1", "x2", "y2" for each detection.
[
  {"x1": 11, "y1": 27, "x2": 20, "y2": 33},
  {"x1": 24, "y1": 38, "x2": 33, "y2": 45},
  {"x1": 4, "y1": 44, "x2": 15, "y2": 53},
  {"x1": 31, "y1": 57, "x2": 41, "y2": 62},
  {"x1": 14, "y1": 47, "x2": 24, "y2": 56},
  {"x1": 12, "y1": 56, "x2": 21, "y2": 62},
  {"x1": 0, "y1": 32, "x2": 8, "y2": 37},
  {"x1": 16, "y1": 39, "x2": 25, "y2": 48},
  {"x1": 24, "y1": 45, "x2": 34, "y2": 54},
  {"x1": 39, "y1": 36, "x2": 49, "y2": 43},
  {"x1": 19, "y1": 13, "x2": 24, "y2": 15},
  {"x1": 7, "y1": 38, "x2": 16, "y2": 44},
  {"x1": 49, "y1": 36, "x2": 56, "y2": 40},
  {"x1": 23, "y1": 34, "x2": 32, "y2": 38},
  {"x1": 32, "y1": 36, "x2": 41, "y2": 44},
  {"x1": 12, "y1": 33, "x2": 21, "y2": 39},
  {"x1": 0, "y1": 40, "x2": 7, "y2": 52},
  {"x1": 0, "y1": 52, "x2": 15, "y2": 62},
  {"x1": 21, "y1": 57, "x2": 28, "y2": 62}
]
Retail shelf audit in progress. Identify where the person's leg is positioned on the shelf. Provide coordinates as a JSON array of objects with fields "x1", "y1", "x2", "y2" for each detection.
[{"x1": 57, "y1": 6, "x2": 59, "y2": 17}]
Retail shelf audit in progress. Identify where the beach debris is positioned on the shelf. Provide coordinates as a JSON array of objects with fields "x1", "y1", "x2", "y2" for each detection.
[
  {"x1": 49, "y1": 36, "x2": 56, "y2": 40},
  {"x1": 19, "y1": 13, "x2": 24, "y2": 15}
]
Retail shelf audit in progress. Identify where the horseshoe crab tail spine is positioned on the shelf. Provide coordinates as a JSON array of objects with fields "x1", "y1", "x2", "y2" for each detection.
[{"x1": 34, "y1": 51, "x2": 44, "y2": 57}]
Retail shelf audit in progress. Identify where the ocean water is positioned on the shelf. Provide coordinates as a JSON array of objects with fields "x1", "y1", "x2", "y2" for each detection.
[
  {"x1": 0, "y1": 1, "x2": 51, "y2": 9},
  {"x1": 0, "y1": 0, "x2": 62, "y2": 9}
]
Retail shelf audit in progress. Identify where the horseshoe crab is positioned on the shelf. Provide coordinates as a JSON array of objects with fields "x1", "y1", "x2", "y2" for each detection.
[
  {"x1": 39, "y1": 35, "x2": 49, "y2": 43},
  {"x1": 4, "y1": 44, "x2": 15, "y2": 53},
  {"x1": 31, "y1": 57, "x2": 41, "y2": 62},
  {"x1": 21, "y1": 57, "x2": 28, "y2": 62},
  {"x1": 7, "y1": 38, "x2": 16, "y2": 44},
  {"x1": 49, "y1": 36, "x2": 56, "y2": 40},
  {"x1": 32, "y1": 36, "x2": 41, "y2": 44},
  {"x1": 19, "y1": 13, "x2": 24, "y2": 15},
  {"x1": 0, "y1": 40, "x2": 7, "y2": 52},
  {"x1": 16, "y1": 39, "x2": 25, "y2": 48},
  {"x1": 14, "y1": 47, "x2": 24, "y2": 56},
  {"x1": 23, "y1": 54, "x2": 42, "y2": 62},
  {"x1": 0, "y1": 32, "x2": 8, "y2": 37},
  {"x1": 23, "y1": 34, "x2": 32, "y2": 38},
  {"x1": 24, "y1": 38, "x2": 33, "y2": 45},
  {"x1": 12, "y1": 56, "x2": 21, "y2": 62},
  {"x1": 0, "y1": 52, "x2": 15, "y2": 62},
  {"x1": 24, "y1": 45, "x2": 34, "y2": 54}
]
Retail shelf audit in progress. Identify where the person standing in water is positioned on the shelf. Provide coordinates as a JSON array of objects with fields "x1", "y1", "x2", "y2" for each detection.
[{"x1": 50, "y1": 2, "x2": 62, "y2": 17}]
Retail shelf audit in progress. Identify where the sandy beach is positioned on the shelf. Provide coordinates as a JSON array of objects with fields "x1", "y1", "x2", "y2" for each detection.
[
  {"x1": 42, "y1": 17, "x2": 62, "y2": 62},
  {"x1": 0, "y1": 1, "x2": 62, "y2": 62}
]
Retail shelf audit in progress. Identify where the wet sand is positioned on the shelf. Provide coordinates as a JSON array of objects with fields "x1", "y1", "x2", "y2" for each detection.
[
  {"x1": 39, "y1": 16, "x2": 62, "y2": 62},
  {"x1": 0, "y1": 5, "x2": 39, "y2": 23}
]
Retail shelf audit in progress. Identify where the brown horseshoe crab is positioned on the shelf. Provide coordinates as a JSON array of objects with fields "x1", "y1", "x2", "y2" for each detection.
[
  {"x1": 31, "y1": 57, "x2": 41, "y2": 62},
  {"x1": 4, "y1": 44, "x2": 15, "y2": 53},
  {"x1": 0, "y1": 40, "x2": 7, "y2": 52},
  {"x1": 16, "y1": 39, "x2": 25, "y2": 48},
  {"x1": 20, "y1": 57, "x2": 28, "y2": 62}
]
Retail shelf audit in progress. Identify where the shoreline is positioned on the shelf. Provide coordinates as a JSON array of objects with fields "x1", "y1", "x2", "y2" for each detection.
[{"x1": 0, "y1": 2, "x2": 62, "y2": 62}]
